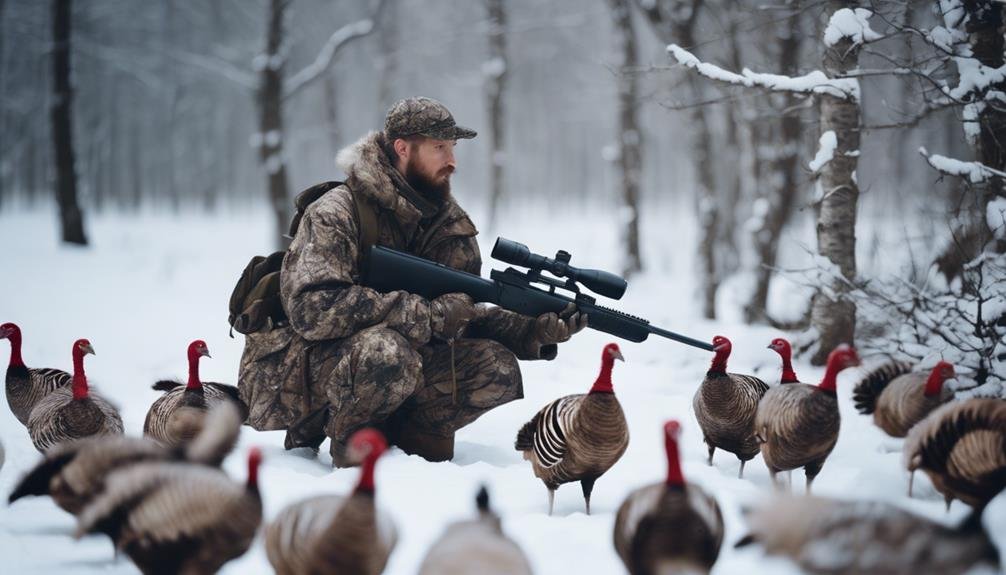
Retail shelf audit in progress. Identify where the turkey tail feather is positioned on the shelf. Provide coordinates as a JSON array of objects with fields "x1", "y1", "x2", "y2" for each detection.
[{"x1": 852, "y1": 361, "x2": 913, "y2": 414}]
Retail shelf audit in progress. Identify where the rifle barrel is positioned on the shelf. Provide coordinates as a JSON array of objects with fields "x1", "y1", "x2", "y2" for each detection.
[{"x1": 648, "y1": 325, "x2": 715, "y2": 351}]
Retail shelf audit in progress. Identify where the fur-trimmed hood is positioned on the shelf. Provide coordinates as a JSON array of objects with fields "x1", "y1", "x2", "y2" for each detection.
[{"x1": 335, "y1": 131, "x2": 476, "y2": 241}]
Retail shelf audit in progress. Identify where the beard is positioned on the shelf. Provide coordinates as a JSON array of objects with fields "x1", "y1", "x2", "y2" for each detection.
[{"x1": 404, "y1": 159, "x2": 452, "y2": 204}]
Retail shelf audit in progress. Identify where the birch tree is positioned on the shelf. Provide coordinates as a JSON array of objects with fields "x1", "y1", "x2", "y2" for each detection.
[
  {"x1": 607, "y1": 0, "x2": 643, "y2": 277},
  {"x1": 484, "y1": 0, "x2": 508, "y2": 233},
  {"x1": 669, "y1": 3, "x2": 876, "y2": 363}
]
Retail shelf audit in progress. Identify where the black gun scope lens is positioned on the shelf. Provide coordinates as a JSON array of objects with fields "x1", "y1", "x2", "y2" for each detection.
[{"x1": 492, "y1": 238, "x2": 532, "y2": 266}]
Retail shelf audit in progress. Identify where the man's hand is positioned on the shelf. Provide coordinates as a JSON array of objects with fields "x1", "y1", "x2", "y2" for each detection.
[
  {"x1": 531, "y1": 302, "x2": 588, "y2": 346},
  {"x1": 430, "y1": 293, "x2": 478, "y2": 341}
]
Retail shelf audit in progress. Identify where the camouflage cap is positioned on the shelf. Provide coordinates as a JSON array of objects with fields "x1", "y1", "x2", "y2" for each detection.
[{"x1": 384, "y1": 97, "x2": 477, "y2": 141}]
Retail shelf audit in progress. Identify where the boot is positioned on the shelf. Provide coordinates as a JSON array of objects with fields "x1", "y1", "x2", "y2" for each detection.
[
  {"x1": 389, "y1": 417, "x2": 455, "y2": 462},
  {"x1": 284, "y1": 406, "x2": 329, "y2": 452}
]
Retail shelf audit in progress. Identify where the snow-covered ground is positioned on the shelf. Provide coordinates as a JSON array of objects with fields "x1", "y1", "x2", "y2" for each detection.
[{"x1": 0, "y1": 206, "x2": 1002, "y2": 574}]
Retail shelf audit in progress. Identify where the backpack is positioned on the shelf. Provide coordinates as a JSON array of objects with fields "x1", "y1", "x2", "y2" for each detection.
[{"x1": 227, "y1": 181, "x2": 379, "y2": 336}]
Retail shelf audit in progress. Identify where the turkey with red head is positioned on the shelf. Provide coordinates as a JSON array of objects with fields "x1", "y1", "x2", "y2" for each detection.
[
  {"x1": 515, "y1": 342, "x2": 630, "y2": 515},
  {"x1": 767, "y1": 338, "x2": 801, "y2": 384},
  {"x1": 852, "y1": 360, "x2": 955, "y2": 438},
  {"x1": 27, "y1": 339, "x2": 123, "y2": 452},
  {"x1": 265, "y1": 428, "x2": 398, "y2": 575},
  {"x1": 75, "y1": 447, "x2": 263, "y2": 575},
  {"x1": 614, "y1": 420, "x2": 724, "y2": 575},
  {"x1": 754, "y1": 345, "x2": 860, "y2": 491},
  {"x1": 692, "y1": 335, "x2": 769, "y2": 478},
  {"x1": 2, "y1": 322, "x2": 72, "y2": 426},
  {"x1": 143, "y1": 339, "x2": 247, "y2": 447}
]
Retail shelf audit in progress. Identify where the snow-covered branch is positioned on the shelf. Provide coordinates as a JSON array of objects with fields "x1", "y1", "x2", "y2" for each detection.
[
  {"x1": 667, "y1": 44, "x2": 859, "y2": 101},
  {"x1": 824, "y1": 7, "x2": 881, "y2": 48},
  {"x1": 918, "y1": 147, "x2": 1006, "y2": 183},
  {"x1": 283, "y1": 0, "x2": 386, "y2": 102}
]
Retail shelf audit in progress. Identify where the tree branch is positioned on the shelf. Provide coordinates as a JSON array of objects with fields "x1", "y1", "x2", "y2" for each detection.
[
  {"x1": 282, "y1": 0, "x2": 386, "y2": 102},
  {"x1": 918, "y1": 147, "x2": 1006, "y2": 183}
]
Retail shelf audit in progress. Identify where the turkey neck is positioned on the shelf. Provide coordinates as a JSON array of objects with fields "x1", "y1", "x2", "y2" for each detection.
[
  {"x1": 818, "y1": 357, "x2": 842, "y2": 394},
  {"x1": 665, "y1": 434, "x2": 685, "y2": 488},
  {"x1": 356, "y1": 451, "x2": 381, "y2": 495},
  {"x1": 5, "y1": 327, "x2": 24, "y2": 368},
  {"x1": 72, "y1": 349, "x2": 88, "y2": 400},
  {"x1": 923, "y1": 370, "x2": 944, "y2": 397},
  {"x1": 708, "y1": 348, "x2": 729, "y2": 376},
  {"x1": 779, "y1": 352, "x2": 798, "y2": 383},
  {"x1": 590, "y1": 355, "x2": 617, "y2": 394},
  {"x1": 247, "y1": 454, "x2": 261, "y2": 495},
  {"x1": 186, "y1": 351, "x2": 202, "y2": 391}
]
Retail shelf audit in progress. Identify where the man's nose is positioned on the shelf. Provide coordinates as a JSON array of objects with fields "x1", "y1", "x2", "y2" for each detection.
[{"x1": 445, "y1": 147, "x2": 456, "y2": 168}]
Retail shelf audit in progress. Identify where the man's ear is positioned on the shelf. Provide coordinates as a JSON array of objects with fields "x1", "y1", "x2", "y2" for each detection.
[{"x1": 393, "y1": 138, "x2": 409, "y2": 161}]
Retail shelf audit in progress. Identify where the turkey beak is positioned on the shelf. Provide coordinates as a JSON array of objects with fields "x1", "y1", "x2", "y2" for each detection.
[
  {"x1": 202, "y1": 349, "x2": 212, "y2": 359},
  {"x1": 613, "y1": 350, "x2": 624, "y2": 362},
  {"x1": 84, "y1": 343, "x2": 96, "y2": 356}
]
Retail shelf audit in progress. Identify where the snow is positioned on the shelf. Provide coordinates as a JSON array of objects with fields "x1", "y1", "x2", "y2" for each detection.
[
  {"x1": 808, "y1": 131, "x2": 837, "y2": 173},
  {"x1": 482, "y1": 57, "x2": 506, "y2": 79},
  {"x1": 919, "y1": 147, "x2": 1006, "y2": 183},
  {"x1": 1, "y1": 206, "x2": 1003, "y2": 574},
  {"x1": 823, "y1": 8, "x2": 881, "y2": 48},
  {"x1": 988, "y1": 197, "x2": 1006, "y2": 240},
  {"x1": 668, "y1": 45, "x2": 859, "y2": 101}
]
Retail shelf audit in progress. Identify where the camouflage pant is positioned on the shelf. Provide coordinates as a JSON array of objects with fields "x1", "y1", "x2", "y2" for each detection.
[{"x1": 287, "y1": 326, "x2": 523, "y2": 465}]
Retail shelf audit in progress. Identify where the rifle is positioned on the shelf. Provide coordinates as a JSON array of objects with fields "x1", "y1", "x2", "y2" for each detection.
[{"x1": 363, "y1": 237, "x2": 714, "y2": 352}]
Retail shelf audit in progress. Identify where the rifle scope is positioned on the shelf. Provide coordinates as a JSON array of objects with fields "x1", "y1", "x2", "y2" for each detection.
[{"x1": 491, "y1": 237, "x2": 628, "y2": 300}]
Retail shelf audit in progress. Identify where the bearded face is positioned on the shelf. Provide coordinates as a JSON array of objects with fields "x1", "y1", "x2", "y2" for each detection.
[{"x1": 398, "y1": 138, "x2": 456, "y2": 204}]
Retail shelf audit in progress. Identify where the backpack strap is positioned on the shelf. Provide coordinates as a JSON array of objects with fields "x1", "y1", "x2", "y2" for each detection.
[{"x1": 350, "y1": 187, "x2": 379, "y2": 273}]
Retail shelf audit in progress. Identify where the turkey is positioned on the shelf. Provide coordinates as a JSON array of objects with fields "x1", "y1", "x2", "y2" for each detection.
[
  {"x1": 692, "y1": 335, "x2": 769, "y2": 478},
  {"x1": 904, "y1": 397, "x2": 1006, "y2": 509},
  {"x1": 418, "y1": 486, "x2": 533, "y2": 575},
  {"x1": 754, "y1": 345, "x2": 860, "y2": 491},
  {"x1": 265, "y1": 428, "x2": 397, "y2": 575},
  {"x1": 515, "y1": 342, "x2": 630, "y2": 515},
  {"x1": 2, "y1": 322, "x2": 72, "y2": 425},
  {"x1": 613, "y1": 421, "x2": 724, "y2": 575},
  {"x1": 9, "y1": 402, "x2": 242, "y2": 515},
  {"x1": 75, "y1": 447, "x2": 263, "y2": 575},
  {"x1": 27, "y1": 339, "x2": 123, "y2": 452},
  {"x1": 852, "y1": 360, "x2": 955, "y2": 438},
  {"x1": 144, "y1": 339, "x2": 247, "y2": 447},
  {"x1": 736, "y1": 494, "x2": 1000, "y2": 574},
  {"x1": 767, "y1": 338, "x2": 801, "y2": 383}
]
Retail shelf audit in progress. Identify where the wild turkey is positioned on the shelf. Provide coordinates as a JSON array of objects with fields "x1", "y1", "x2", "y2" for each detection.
[
  {"x1": 736, "y1": 494, "x2": 1000, "y2": 574},
  {"x1": 27, "y1": 339, "x2": 123, "y2": 452},
  {"x1": 754, "y1": 345, "x2": 860, "y2": 491},
  {"x1": 2, "y1": 322, "x2": 72, "y2": 425},
  {"x1": 692, "y1": 335, "x2": 769, "y2": 478},
  {"x1": 144, "y1": 340, "x2": 247, "y2": 447},
  {"x1": 904, "y1": 397, "x2": 1006, "y2": 509},
  {"x1": 613, "y1": 421, "x2": 724, "y2": 575},
  {"x1": 9, "y1": 402, "x2": 242, "y2": 515},
  {"x1": 418, "y1": 486, "x2": 534, "y2": 575},
  {"x1": 767, "y1": 338, "x2": 801, "y2": 383},
  {"x1": 515, "y1": 342, "x2": 630, "y2": 515},
  {"x1": 75, "y1": 447, "x2": 263, "y2": 575},
  {"x1": 265, "y1": 428, "x2": 397, "y2": 575},
  {"x1": 852, "y1": 360, "x2": 955, "y2": 438}
]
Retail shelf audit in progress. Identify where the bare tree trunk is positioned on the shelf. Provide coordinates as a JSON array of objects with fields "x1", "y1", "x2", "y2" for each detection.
[
  {"x1": 260, "y1": 0, "x2": 292, "y2": 246},
  {"x1": 485, "y1": 0, "x2": 507, "y2": 233},
  {"x1": 376, "y1": 0, "x2": 398, "y2": 114},
  {"x1": 809, "y1": 1, "x2": 862, "y2": 365},
  {"x1": 607, "y1": 0, "x2": 642, "y2": 277},
  {"x1": 745, "y1": 9, "x2": 803, "y2": 323},
  {"x1": 51, "y1": 0, "x2": 87, "y2": 245}
]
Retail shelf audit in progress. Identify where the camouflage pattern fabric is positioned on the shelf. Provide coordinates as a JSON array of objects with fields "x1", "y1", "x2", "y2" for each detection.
[
  {"x1": 238, "y1": 131, "x2": 553, "y2": 463},
  {"x1": 384, "y1": 96, "x2": 477, "y2": 141}
]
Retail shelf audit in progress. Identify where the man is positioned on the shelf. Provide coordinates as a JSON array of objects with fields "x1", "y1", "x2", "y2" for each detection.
[{"x1": 238, "y1": 97, "x2": 587, "y2": 466}]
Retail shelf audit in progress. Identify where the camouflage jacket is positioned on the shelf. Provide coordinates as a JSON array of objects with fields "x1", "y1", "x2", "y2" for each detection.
[{"x1": 240, "y1": 131, "x2": 549, "y2": 431}]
